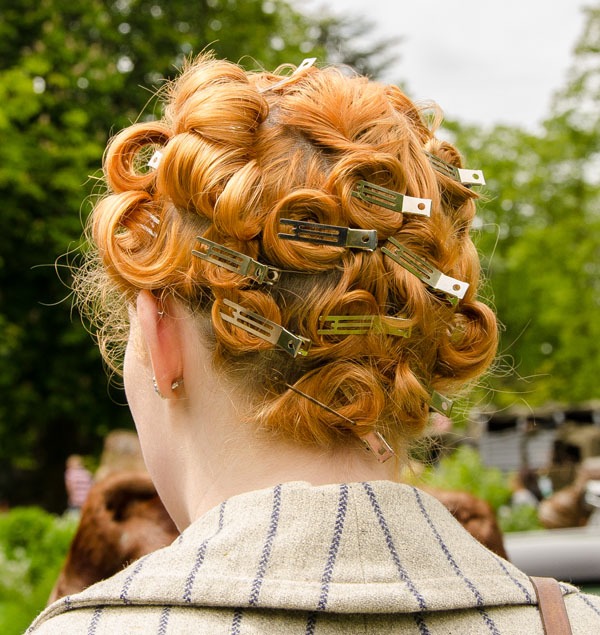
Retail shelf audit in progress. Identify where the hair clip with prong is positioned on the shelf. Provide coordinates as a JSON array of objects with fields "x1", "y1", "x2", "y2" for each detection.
[
  {"x1": 425, "y1": 152, "x2": 485, "y2": 186},
  {"x1": 352, "y1": 180, "x2": 431, "y2": 217},
  {"x1": 147, "y1": 150, "x2": 163, "y2": 170},
  {"x1": 318, "y1": 315, "x2": 412, "y2": 337},
  {"x1": 259, "y1": 58, "x2": 317, "y2": 94},
  {"x1": 430, "y1": 391, "x2": 454, "y2": 417},
  {"x1": 278, "y1": 219, "x2": 377, "y2": 251},
  {"x1": 285, "y1": 383, "x2": 394, "y2": 462},
  {"x1": 140, "y1": 212, "x2": 160, "y2": 238},
  {"x1": 192, "y1": 237, "x2": 281, "y2": 285},
  {"x1": 382, "y1": 237, "x2": 469, "y2": 300},
  {"x1": 220, "y1": 299, "x2": 310, "y2": 357}
]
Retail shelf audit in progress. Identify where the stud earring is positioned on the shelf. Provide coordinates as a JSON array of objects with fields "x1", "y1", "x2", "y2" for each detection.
[{"x1": 171, "y1": 378, "x2": 184, "y2": 391}]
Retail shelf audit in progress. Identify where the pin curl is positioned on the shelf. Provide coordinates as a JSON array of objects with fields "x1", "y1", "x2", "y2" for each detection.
[{"x1": 285, "y1": 383, "x2": 395, "y2": 462}]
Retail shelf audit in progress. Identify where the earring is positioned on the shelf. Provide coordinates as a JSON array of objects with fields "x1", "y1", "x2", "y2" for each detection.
[
  {"x1": 152, "y1": 376, "x2": 166, "y2": 399},
  {"x1": 171, "y1": 378, "x2": 184, "y2": 391}
]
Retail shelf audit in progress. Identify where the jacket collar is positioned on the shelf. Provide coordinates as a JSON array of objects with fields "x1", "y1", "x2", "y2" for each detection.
[{"x1": 37, "y1": 481, "x2": 574, "y2": 622}]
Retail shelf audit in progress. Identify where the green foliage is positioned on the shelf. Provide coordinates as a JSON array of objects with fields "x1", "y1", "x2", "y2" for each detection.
[
  {"x1": 447, "y1": 5, "x2": 600, "y2": 409},
  {"x1": 0, "y1": 507, "x2": 78, "y2": 634},
  {"x1": 421, "y1": 445, "x2": 513, "y2": 512},
  {"x1": 497, "y1": 503, "x2": 543, "y2": 534}
]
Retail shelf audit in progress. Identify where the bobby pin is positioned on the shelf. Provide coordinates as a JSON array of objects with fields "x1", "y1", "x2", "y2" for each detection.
[
  {"x1": 147, "y1": 150, "x2": 163, "y2": 170},
  {"x1": 382, "y1": 237, "x2": 469, "y2": 300},
  {"x1": 220, "y1": 299, "x2": 311, "y2": 358},
  {"x1": 192, "y1": 237, "x2": 282, "y2": 285},
  {"x1": 278, "y1": 219, "x2": 377, "y2": 251},
  {"x1": 318, "y1": 315, "x2": 412, "y2": 337},
  {"x1": 352, "y1": 180, "x2": 431, "y2": 217},
  {"x1": 425, "y1": 152, "x2": 485, "y2": 186},
  {"x1": 285, "y1": 383, "x2": 395, "y2": 463},
  {"x1": 259, "y1": 57, "x2": 317, "y2": 93},
  {"x1": 140, "y1": 212, "x2": 160, "y2": 238},
  {"x1": 430, "y1": 391, "x2": 454, "y2": 417}
]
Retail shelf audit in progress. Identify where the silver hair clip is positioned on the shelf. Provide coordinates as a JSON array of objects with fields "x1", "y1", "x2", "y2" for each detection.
[
  {"x1": 259, "y1": 58, "x2": 317, "y2": 93},
  {"x1": 425, "y1": 152, "x2": 485, "y2": 186},
  {"x1": 192, "y1": 237, "x2": 281, "y2": 285},
  {"x1": 318, "y1": 315, "x2": 412, "y2": 337},
  {"x1": 147, "y1": 150, "x2": 163, "y2": 170},
  {"x1": 140, "y1": 212, "x2": 160, "y2": 238},
  {"x1": 382, "y1": 237, "x2": 469, "y2": 300},
  {"x1": 430, "y1": 391, "x2": 454, "y2": 417},
  {"x1": 352, "y1": 181, "x2": 431, "y2": 217},
  {"x1": 278, "y1": 219, "x2": 377, "y2": 251},
  {"x1": 220, "y1": 299, "x2": 311, "y2": 357},
  {"x1": 285, "y1": 383, "x2": 394, "y2": 462}
]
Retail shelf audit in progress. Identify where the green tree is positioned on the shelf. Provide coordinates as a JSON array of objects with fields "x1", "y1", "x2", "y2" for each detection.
[
  {"x1": 449, "y1": 5, "x2": 600, "y2": 408},
  {"x1": 0, "y1": 0, "x2": 396, "y2": 509}
]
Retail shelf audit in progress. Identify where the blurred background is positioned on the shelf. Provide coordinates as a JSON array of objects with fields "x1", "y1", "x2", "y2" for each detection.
[{"x1": 0, "y1": 0, "x2": 598, "y2": 629}]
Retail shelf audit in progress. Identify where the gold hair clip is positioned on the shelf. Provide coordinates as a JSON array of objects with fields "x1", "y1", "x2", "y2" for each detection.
[
  {"x1": 192, "y1": 237, "x2": 281, "y2": 285},
  {"x1": 352, "y1": 180, "x2": 431, "y2": 217},
  {"x1": 430, "y1": 391, "x2": 454, "y2": 416},
  {"x1": 220, "y1": 299, "x2": 311, "y2": 357},
  {"x1": 382, "y1": 237, "x2": 469, "y2": 300},
  {"x1": 425, "y1": 152, "x2": 485, "y2": 186},
  {"x1": 278, "y1": 219, "x2": 377, "y2": 251},
  {"x1": 318, "y1": 315, "x2": 412, "y2": 337},
  {"x1": 147, "y1": 150, "x2": 163, "y2": 170},
  {"x1": 259, "y1": 57, "x2": 317, "y2": 93},
  {"x1": 285, "y1": 383, "x2": 394, "y2": 462}
]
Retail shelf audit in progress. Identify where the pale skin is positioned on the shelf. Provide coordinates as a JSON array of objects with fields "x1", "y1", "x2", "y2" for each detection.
[{"x1": 124, "y1": 290, "x2": 396, "y2": 532}]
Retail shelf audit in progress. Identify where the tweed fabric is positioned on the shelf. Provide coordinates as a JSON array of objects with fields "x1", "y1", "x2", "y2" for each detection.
[{"x1": 28, "y1": 481, "x2": 600, "y2": 634}]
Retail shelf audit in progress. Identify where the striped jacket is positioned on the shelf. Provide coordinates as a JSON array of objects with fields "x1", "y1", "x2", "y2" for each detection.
[{"x1": 29, "y1": 480, "x2": 600, "y2": 634}]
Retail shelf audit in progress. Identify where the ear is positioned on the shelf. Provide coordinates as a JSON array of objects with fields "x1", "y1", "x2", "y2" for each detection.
[{"x1": 136, "y1": 290, "x2": 184, "y2": 398}]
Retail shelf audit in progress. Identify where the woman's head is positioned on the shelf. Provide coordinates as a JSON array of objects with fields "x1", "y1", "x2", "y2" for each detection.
[{"x1": 77, "y1": 53, "x2": 497, "y2": 460}]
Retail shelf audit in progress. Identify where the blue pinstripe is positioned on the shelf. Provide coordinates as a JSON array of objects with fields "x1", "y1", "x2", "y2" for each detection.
[
  {"x1": 305, "y1": 611, "x2": 318, "y2": 634},
  {"x1": 414, "y1": 613, "x2": 431, "y2": 634},
  {"x1": 491, "y1": 554, "x2": 533, "y2": 603},
  {"x1": 413, "y1": 487, "x2": 484, "y2": 607},
  {"x1": 230, "y1": 607, "x2": 244, "y2": 634},
  {"x1": 362, "y1": 482, "x2": 427, "y2": 610},
  {"x1": 248, "y1": 484, "x2": 282, "y2": 607},
  {"x1": 183, "y1": 501, "x2": 227, "y2": 603},
  {"x1": 87, "y1": 607, "x2": 103, "y2": 635},
  {"x1": 478, "y1": 607, "x2": 501, "y2": 634},
  {"x1": 316, "y1": 483, "x2": 349, "y2": 611},
  {"x1": 577, "y1": 593, "x2": 600, "y2": 617},
  {"x1": 119, "y1": 554, "x2": 150, "y2": 605},
  {"x1": 157, "y1": 606, "x2": 170, "y2": 635}
]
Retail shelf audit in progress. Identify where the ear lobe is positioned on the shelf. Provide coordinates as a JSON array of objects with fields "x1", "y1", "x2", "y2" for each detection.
[{"x1": 136, "y1": 290, "x2": 184, "y2": 398}]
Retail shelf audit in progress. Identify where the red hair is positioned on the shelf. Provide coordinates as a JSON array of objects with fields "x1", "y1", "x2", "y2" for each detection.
[{"x1": 76, "y1": 53, "x2": 498, "y2": 453}]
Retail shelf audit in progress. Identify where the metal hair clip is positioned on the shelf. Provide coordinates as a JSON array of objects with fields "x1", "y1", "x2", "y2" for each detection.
[
  {"x1": 140, "y1": 212, "x2": 160, "y2": 238},
  {"x1": 192, "y1": 237, "x2": 281, "y2": 285},
  {"x1": 425, "y1": 152, "x2": 485, "y2": 186},
  {"x1": 220, "y1": 299, "x2": 311, "y2": 357},
  {"x1": 318, "y1": 315, "x2": 412, "y2": 337},
  {"x1": 285, "y1": 383, "x2": 394, "y2": 462},
  {"x1": 352, "y1": 181, "x2": 431, "y2": 217},
  {"x1": 430, "y1": 390, "x2": 454, "y2": 417},
  {"x1": 278, "y1": 219, "x2": 377, "y2": 251},
  {"x1": 147, "y1": 150, "x2": 163, "y2": 170},
  {"x1": 259, "y1": 58, "x2": 317, "y2": 93},
  {"x1": 382, "y1": 237, "x2": 469, "y2": 300}
]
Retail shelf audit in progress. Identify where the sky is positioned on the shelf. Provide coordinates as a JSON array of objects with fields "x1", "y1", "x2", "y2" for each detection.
[{"x1": 301, "y1": 0, "x2": 590, "y2": 130}]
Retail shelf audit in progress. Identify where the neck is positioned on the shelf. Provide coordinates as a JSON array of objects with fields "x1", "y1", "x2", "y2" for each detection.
[{"x1": 163, "y1": 376, "x2": 397, "y2": 530}]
